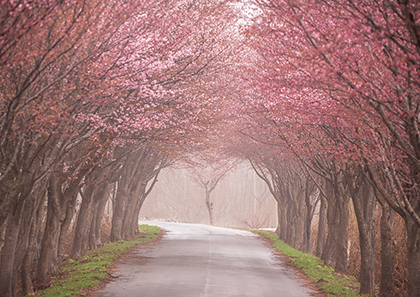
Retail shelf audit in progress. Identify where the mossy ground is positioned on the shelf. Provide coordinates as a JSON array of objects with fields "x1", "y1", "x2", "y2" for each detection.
[
  {"x1": 36, "y1": 225, "x2": 161, "y2": 297},
  {"x1": 253, "y1": 230, "x2": 366, "y2": 297}
]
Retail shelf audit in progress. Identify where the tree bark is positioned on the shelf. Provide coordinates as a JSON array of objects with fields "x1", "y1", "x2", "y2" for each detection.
[
  {"x1": 349, "y1": 172, "x2": 376, "y2": 297},
  {"x1": 205, "y1": 189, "x2": 214, "y2": 225},
  {"x1": 0, "y1": 198, "x2": 25, "y2": 297},
  {"x1": 37, "y1": 175, "x2": 62, "y2": 284},
  {"x1": 57, "y1": 187, "x2": 79, "y2": 261},
  {"x1": 303, "y1": 179, "x2": 316, "y2": 254},
  {"x1": 321, "y1": 178, "x2": 349, "y2": 274},
  {"x1": 110, "y1": 181, "x2": 128, "y2": 242},
  {"x1": 111, "y1": 153, "x2": 139, "y2": 242},
  {"x1": 89, "y1": 185, "x2": 109, "y2": 248},
  {"x1": 279, "y1": 202, "x2": 288, "y2": 241},
  {"x1": 11, "y1": 192, "x2": 38, "y2": 297},
  {"x1": 21, "y1": 199, "x2": 43, "y2": 296},
  {"x1": 315, "y1": 194, "x2": 327, "y2": 258},
  {"x1": 379, "y1": 201, "x2": 396, "y2": 297},
  {"x1": 57, "y1": 168, "x2": 88, "y2": 262},
  {"x1": 71, "y1": 183, "x2": 95, "y2": 259},
  {"x1": 406, "y1": 219, "x2": 420, "y2": 297},
  {"x1": 336, "y1": 195, "x2": 350, "y2": 273}
]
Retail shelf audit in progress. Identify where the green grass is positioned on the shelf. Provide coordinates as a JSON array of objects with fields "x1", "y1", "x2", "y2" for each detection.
[
  {"x1": 253, "y1": 230, "x2": 364, "y2": 297},
  {"x1": 36, "y1": 224, "x2": 161, "y2": 297}
]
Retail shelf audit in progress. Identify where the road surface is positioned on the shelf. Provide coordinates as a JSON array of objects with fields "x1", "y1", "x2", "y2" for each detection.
[{"x1": 94, "y1": 221, "x2": 317, "y2": 297}]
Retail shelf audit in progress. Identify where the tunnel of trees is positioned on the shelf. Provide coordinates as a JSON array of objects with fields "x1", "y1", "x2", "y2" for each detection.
[{"x1": 0, "y1": 1, "x2": 419, "y2": 297}]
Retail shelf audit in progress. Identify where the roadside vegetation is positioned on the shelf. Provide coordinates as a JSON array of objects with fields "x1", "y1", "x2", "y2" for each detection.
[
  {"x1": 254, "y1": 230, "x2": 365, "y2": 297},
  {"x1": 36, "y1": 225, "x2": 161, "y2": 297}
]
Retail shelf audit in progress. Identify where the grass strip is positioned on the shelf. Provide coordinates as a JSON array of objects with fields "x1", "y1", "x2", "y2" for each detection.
[
  {"x1": 253, "y1": 230, "x2": 364, "y2": 297},
  {"x1": 36, "y1": 224, "x2": 161, "y2": 297}
]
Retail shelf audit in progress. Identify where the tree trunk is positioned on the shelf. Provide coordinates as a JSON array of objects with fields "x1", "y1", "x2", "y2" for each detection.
[
  {"x1": 57, "y1": 188, "x2": 79, "y2": 262},
  {"x1": 303, "y1": 180, "x2": 316, "y2": 254},
  {"x1": 11, "y1": 194, "x2": 37, "y2": 297},
  {"x1": 321, "y1": 179, "x2": 349, "y2": 274},
  {"x1": 121, "y1": 189, "x2": 141, "y2": 240},
  {"x1": 110, "y1": 185, "x2": 128, "y2": 242},
  {"x1": 0, "y1": 199, "x2": 25, "y2": 297},
  {"x1": 21, "y1": 206, "x2": 39, "y2": 296},
  {"x1": 285, "y1": 200, "x2": 295, "y2": 247},
  {"x1": 21, "y1": 248, "x2": 34, "y2": 296},
  {"x1": 295, "y1": 202, "x2": 305, "y2": 251},
  {"x1": 89, "y1": 185, "x2": 109, "y2": 248},
  {"x1": 37, "y1": 176, "x2": 62, "y2": 284},
  {"x1": 279, "y1": 202, "x2": 288, "y2": 241},
  {"x1": 205, "y1": 189, "x2": 214, "y2": 225},
  {"x1": 350, "y1": 175, "x2": 376, "y2": 297},
  {"x1": 124, "y1": 183, "x2": 148, "y2": 239},
  {"x1": 71, "y1": 184, "x2": 95, "y2": 259},
  {"x1": 275, "y1": 200, "x2": 281, "y2": 237},
  {"x1": 321, "y1": 180, "x2": 338, "y2": 267},
  {"x1": 379, "y1": 201, "x2": 396, "y2": 297},
  {"x1": 89, "y1": 186, "x2": 109, "y2": 248},
  {"x1": 315, "y1": 194, "x2": 327, "y2": 258},
  {"x1": 132, "y1": 193, "x2": 146, "y2": 234},
  {"x1": 406, "y1": 219, "x2": 420, "y2": 297},
  {"x1": 335, "y1": 194, "x2": 350, "y2": 274},
  {"x1": 0, "y1": 220, "x2": 6, "y2": 251}
]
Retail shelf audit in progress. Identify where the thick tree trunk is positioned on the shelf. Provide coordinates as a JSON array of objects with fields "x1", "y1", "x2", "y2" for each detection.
[
  {"x1": 335, "y1": 195, "x2": 350, "y2": 273},
  {"x1": 355, "y1": 213, "x2": 376, "y2": 296},
  {"x1": 285, "y1": 200, "x2": 295, "y2": 246},
  {"x1": 0, "y1": 199, "x2": 25, "y2": 297},
  {"x1": 406, "y1": 219, "x2": 420, "y2": 297},
  {"x1": 122, "y1": 193, "x2": 140, "y2": 239},
  {"x1": 71, "y1": 184, "x2": 95, "y2": 259},
  {"x1": 303, "y1": 209, "x2": 312, "y2": 253},
  {"x1": 130, "y1": 187, "x2": 147, "y2": 235},
  {"x1": 21, "y1": 209, "x2": 39, "y2": 296},
  {"x1": 303, "y1": 181, "x2": 316, "y2": 254},
  {"x1": 37, "y1": 177, "x2": 62, "y2": 284},
  {"x1": 21, "y1": 248, "x2": 34, "y2": 296},
  {"x1": 57, "y1": 189, "x2": 79, "y2": 261},
  {"x1": 279, "y1": 203, "x2": 288, "y2": 241},
  {"x1": 89, "y1": 187, "x2": 109, "y2": 248},
  {"x1": 379, "y1": 202, "x2": 396, "y2": 297},
  {"x1": 88, "y1": 184, "x2": 109, "y2": 249},
  {"x1": 321, "y1": 180, "x2": 349, "y2": 274},
  {"x1": 123, "y1": 183, "x2": 147, "y2": 239},
  {"x1": 321, "y1": 180, "x2": 338, "y2": 267},
  {"x1": 111, "y1": 152, "x2": 143, "y2": 242},
  {"x1": 315, "y1": 194, "x2": 327, "y2": 258},
  {"x1": 295, "y1": 202, "x2": 305, "y2": 251},
  {"x1": 11, "y1": 194, "x2": 37, "y2": 297},
  {"x1": 88, "y1": 198, "x2": 102, "y2": 250},
  {"x1": 110, "y1": 187, "x2": 128, "y2": 242},
  {"x1": 350, "y1": 176, "x2": 376, "y2": 297}
]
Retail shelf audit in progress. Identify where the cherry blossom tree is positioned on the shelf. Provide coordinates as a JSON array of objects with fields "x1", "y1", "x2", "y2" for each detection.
[
  {"x1": 0, "y1": 0, "x2": 242, "y2": 295},
  {"x1": 241, "y1": 0, "x2": 419, "y2": 295},
  {"x1": 187, "y1": 155, "x2": 240, "y2": 224}
]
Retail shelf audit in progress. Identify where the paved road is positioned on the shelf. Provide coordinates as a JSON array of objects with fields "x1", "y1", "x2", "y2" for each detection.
[{"x1": 94, "y1": 221, "x2": 317, "y2": 297}]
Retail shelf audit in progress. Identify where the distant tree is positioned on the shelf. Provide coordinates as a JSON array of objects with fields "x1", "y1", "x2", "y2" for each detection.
[{"x1": 187, "y1": 156, "x2": 239, "y2": 225}]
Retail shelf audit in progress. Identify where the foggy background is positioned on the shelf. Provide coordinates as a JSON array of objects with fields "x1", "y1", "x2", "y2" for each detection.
[{"x1": 140, "y1": 163, "x2": 278, "y2": 229}]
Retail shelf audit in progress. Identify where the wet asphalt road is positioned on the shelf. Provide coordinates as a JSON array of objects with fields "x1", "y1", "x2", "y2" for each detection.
[{"x1": 94, "y1": 221, "x2": 316, "y2": 297}]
